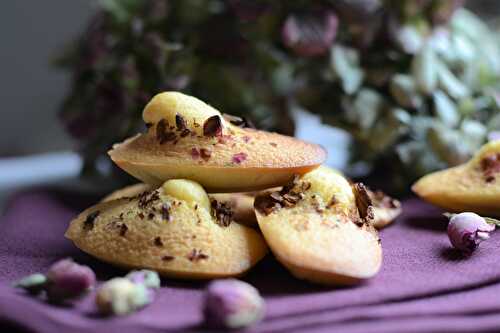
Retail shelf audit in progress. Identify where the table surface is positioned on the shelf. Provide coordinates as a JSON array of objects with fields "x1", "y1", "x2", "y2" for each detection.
[{"x1": 1, "y1": 189, "x2": 500, "y2": 333}]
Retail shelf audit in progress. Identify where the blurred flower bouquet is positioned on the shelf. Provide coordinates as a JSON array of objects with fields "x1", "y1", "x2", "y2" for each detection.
[{"x1": 57, "y1": 0, "x2": 500, "y2": 190}]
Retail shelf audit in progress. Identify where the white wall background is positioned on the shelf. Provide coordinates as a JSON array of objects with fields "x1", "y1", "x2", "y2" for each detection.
[{"x1": 0, "y1": 0, "x2": 94, "y2": 156}]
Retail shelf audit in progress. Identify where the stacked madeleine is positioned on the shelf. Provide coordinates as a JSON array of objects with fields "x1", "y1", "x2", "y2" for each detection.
[{"x1": 66, "y1": 92, "x2": 400, "y2": 285}]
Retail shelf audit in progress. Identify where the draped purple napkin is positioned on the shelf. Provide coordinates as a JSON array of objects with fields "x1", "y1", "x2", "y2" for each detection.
[{"x1": 2, "y1": 190, "x2": 500, "y2": 333}]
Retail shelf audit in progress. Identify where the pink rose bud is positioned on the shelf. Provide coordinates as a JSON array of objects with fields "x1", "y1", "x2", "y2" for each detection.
[
  {"x1": 203, "y1": 279, "x2": 265, "y2": 329},
  {"x1": 45, "y1": 258, "x2": 96, "y2": 302},
  {"x1": 282, "y1": 10, "x2": 338, "y2": 57},
  {"x1": 96, "y1": 278, "x2": 152, "y2": 316},
  {"x1": 447, "y1": 213, "x2": 495, "y2": 255}
]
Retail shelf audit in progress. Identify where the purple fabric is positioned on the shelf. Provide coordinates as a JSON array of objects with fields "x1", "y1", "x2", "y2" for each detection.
[{"x1": 1, "y1": 190, "x2": 500, "y2": 333}]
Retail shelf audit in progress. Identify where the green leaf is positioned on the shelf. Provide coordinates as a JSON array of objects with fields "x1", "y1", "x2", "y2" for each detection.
[
  {"x1": 345, "y1": 88, "x2": 384, "y2": 130},
  {"x1": 430, "y1": 27, "x2": 453, "y2": 62},
  {"x1": 484, "y1": 217, "x2": 500, "y2": 226},
  {"x1": 330, "y1": 45, "x2": 364, "y2": 95},
  {"x1": 396, "y1": 140, "x2": 446, "y2": 176},
  {"x1": 412, "y1": 43, "x2": 438, "y2": 95},
  {"x1": 452, "y1": 9, "x2": 491, "y2": 44},
  {"x1": 99, "y1": 0, "x2": 142, "y2": 23},
  {"x1": 390, "y1": 74, "x2": 423, "y2": 109},
  {"x1": 368, "y1": 108, "x2": 411, "y2": 152},
  {"x1": 460, "y1": 120, "x2": 487, "y2": 149},
  {"x1": 271, "y1": 64, "x2": 294, "y2": 96},
  {"x1": 427, "y1": 124, "x2": 471, "y2": 166},
  {"x1": 433, "y1": 90, "x2": 459, "y2": 127},
  {"x1": 451, "y1": 34, "x2": 476, "y2": 64},
  {"x1": 395, "y1": 24, "x2": 424, "y2": 54},
  {"x1": 437, "y1": 62, "x2": 469, "y2": 99}
]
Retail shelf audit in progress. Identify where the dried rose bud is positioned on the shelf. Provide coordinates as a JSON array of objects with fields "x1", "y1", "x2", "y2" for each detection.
[
  {"x1": 447, "y1": 213, "x2": 495, "y2": 255},
  {"x1": 96, "y1": 278, "x2": 153, "y2": 316},
  {"x1": 125, "y1": 270, "x2": 161, "y2": 289},
  {"x1": 45, "y1": 258, "x2": 96, "y2": 302},
  {"x1": 203, "y1": 279, "x2": 265, "y2": 329},
  {"x1": 281, "y1": 10, "x2": 338, "y2": 57},
  {"x1": 14, "y1": 273, "x2": 47, "y2": 295}
]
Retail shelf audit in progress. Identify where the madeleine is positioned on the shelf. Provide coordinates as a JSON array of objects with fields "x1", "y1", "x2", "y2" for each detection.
[
  {"x1": 109, "y1": 92, "x2": 326, "y2": 192},
  {"x1": 412, "y1": 141, "x2": 500, "y2": 216},
  {"x1": 254, "y1": 166, "x2": 382, "y2": 286},
  {"x1": 66, "y1": 179, "x2": 268, "y2": 279}
]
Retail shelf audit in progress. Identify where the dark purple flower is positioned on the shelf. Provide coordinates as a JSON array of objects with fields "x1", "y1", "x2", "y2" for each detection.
[
  {"x1": 447, "y1": 213, "x2": 495, "y2": 255},
  {"x1": 144, "y1": 0, "x2": 170, "y2": 22},
  {"x1": 203, "y1": 279, "x2": 265, "y2": 329},
  {"x1": 333, "y1": 0, "x2": 383, "y2": 49},
  {"x1": 94, "y1": 81, "x2": 127, "y2": 117},
  {"x1": 45, "y1": 258, "x2": 96, "y2": 302},
  {"x1": 80, "y1": 13, "x2": 110, "y2": 70},
  {"x1": 60, "y1": 109, "x2": 98, "y2": 140},
  {"x1": 200, "y1": 15, "x2": 249, "y2": 60},
  {"x1": 282, "y1": 10, "x2": 338, "y2": 57},
  {"x1": 144, "y1": 32, "x2": 167, "y2": 67},
  {"x1": 227, "y1": 0, "x2": 270, "y2": 22}
]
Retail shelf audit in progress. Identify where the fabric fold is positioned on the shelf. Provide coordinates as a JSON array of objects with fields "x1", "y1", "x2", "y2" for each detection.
[{"x1": 1, "y1": 191, "x2": 500, "y2": 333}]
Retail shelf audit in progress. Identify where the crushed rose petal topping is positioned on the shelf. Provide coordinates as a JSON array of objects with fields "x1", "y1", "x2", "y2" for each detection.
[
  {"x1": 200, "y1": 148, "x2": 212, "y2": 161},
  {"x1": 203, "y1": 116, "x2": 223, "y2": 137},
  {"x1": 187, "y1": 249, "x2": 209, "y2": 262},
  {"x1": 119, "y1": 223, "x2": 128, "y2": 236},
  {"x1": 161, "y1": 203, "x2": 172, "y2": 222},
  {"x1": 191, "y1": 147, "x2": 200, "y2": 159},
  {"x1": 211, "y1": 199, "x2": 233, "y2": 227},
  {"x1": 222, "y1": 113, "x2": 255, "y2": 128},
  {"x1": 138, "y1": 190, "x2": 160, "y2": 209},
  {"x1": 156, "y1": 119, "x2": 176, "y2": 144},
  {"x1": 154, "y1": 237, "x2": 163, "y2": 247},
  {"x1": 255, "y1": 176, "x2": 308, "y2": 215},
  {"x1": 175, "y1": 114, "x2": 187, "y2": 131},
  {"x1": 83, "y1": 211, "x2": 100, "y2": 231},
  {"x1": 480, "y1": 153, "x2": 500, "y2": 183},
  {"x1": 232, "y1": 152, "x2": 247, "y2": 164},
  {"x1": 353, "y1": 183, "x2": 374, "y2": 223}
]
